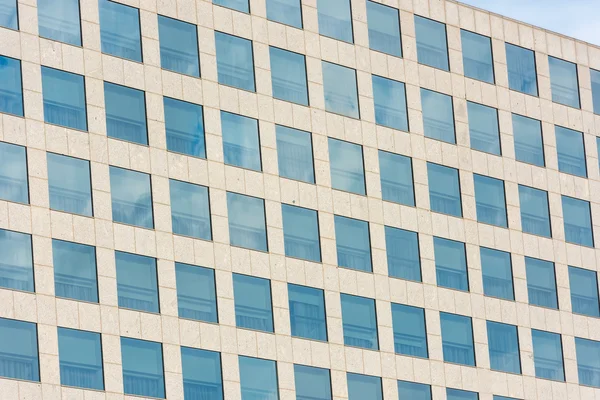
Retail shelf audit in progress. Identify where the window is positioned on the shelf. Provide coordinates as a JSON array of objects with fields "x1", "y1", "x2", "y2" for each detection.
[
  {"x1": 392, "y1": 303, "x2": 428, "y2": 358},
  {"x1": 531, "y1": 329, "x2": 564, "y2": 381},
  {"x1": 38, "y1": 0, "x2": 82, "y2": 46},
  {"x1": 397, "y1": 381, "x2": 431, "y2": 400},
  {"x1": 461, "y1": 30, "x2": 494, "y2": 83},
  {"x1": 480, "y1": 247, "x2": 514, "y2": 301},
  {"x1": 562, "y1": 195, "x2": 594, "y2": 247},
  {"x1": 569, "y1": 266, "x2": 600, "y2": 317},
  {"x1": 52, "y1": 239, "x2": 98, "y2": 302},
  {"x1": 549, "y1": 56, "x2": 580, "y2": 108},
  {"x1": 104, "y1": 82, "x2": 147, "y2": 145},
  {"x1": 513, "y1": 114, "x2": 544, "y2": 166},
  {"x1": 227, "y1": 192, "x2": 267, "y2": 251},
  {"x1": 121, "y1": 338, "x2": 165, "y2": 398},
  {"x1": 372, "y1": 76, "x2": 408, "y2": 131},
  {"x1": 158, "y1": 15, "x2": 199, "y2": 77},
  {"x1": 518, "y1": 185, "x2": 551, "y2": 237},
  {"x1": 434, "y1": 237, "x2": 468, "y2": 291},
  {"x1": 109, "y1": 166, "x2": 153, "y2": 229},
  {"x1": 181, "y1": 347, "x2": 223, "y2": 399},
  {"x1": 116, "y1": 251, "x2": 159, "y2": 313},
  {"x1": 282, "y1": 204, "x2": 321, "y2": 262},
  {"x1": 270, "y1": 47, "x2": 308, "y2": 106},
  {"x1": 555, "y1": 126, "x2": 587, "y2": 177},
  {"x1": 99, "y1": 0, "x2": 142, "y2": 62},
  {"x1": 317, "y1": 0, "x2": 352, "y2": 43},
  {"x1": 592, "y1": 69, "x2": 600, "y2": 114},
  {"x1": 440, "y1": 312, "x2": 475, "y2": 366},
  {"x1": 0, "y1": 56, "x2": 23, "y2": 116},
  {"x1": 175, "y1": 263, "x2": 218, "y2": 322},
  {"x1": 329, "y1": 138, "x2": 365, "y2": 195},
  {"x1": 288, "y1": 284, "x2": 327, "y2": 341},
  {"x1": 266, "y1": 0, "x2": 301, "y2": 28},
  {"x1": 0, "y1": 141, "x2": 28, "y2": 204},
  {"x1": 295, "y1": 365, "x2": 331, "y2": 400},
  {"x1": 47, "y1": 153, "x2": 92, "y2": 216},
  {"x1": 385, "y1": 226, "x2": 420, "y2": 281},
  {"x1": 0, "y1": 0, "x2": 17, "y2": 29},
  {"x1": 233, "y1": 274, "x2": 274, "y2": 332},
  {"x1": 380, "y1": 151, "x2": 414, "y2": 206},
  {"x1": 347, "y1": 373, "x2": 382, "y2": 400},
  {"x1": 0, "y1": 229, "x2": 33, "y2": 292},
  {"x1": 0, "y1": 317, "x2": 39, "y2": 381},
  {"x1": 334, "y1": 215, "x2": 372, "y2": 272},
  {"x1": 366, "y1": 1, "x2": 401, "y2": 57},
  {"x1": 421, "y1": 88, "x2": 455, "y2": 143},
  {"x1": 41, "y1": 67, "x2": 87, "y2": 131},
  {"x1": 525, "y1": 257, "x2": 558, "y2": 309},
  {"x1": 487, "y1": 321, "x2": 521, "y2": 374},
  {"x1": 427, "y1": 162, "x2": 461, "y2": 217},
  {"x1": 473, "y1": 174, "x2": 507, "y2": 227},
  {"x1": 215, "y1": 32, "x2": 255, "y2": 92},
  {"x1": 414, "y1": 15, "x2": 449, "y2": 71},
  {"x1": 322, "y1": 61, "x2": 359, "y2": 118},
  {"x1": 275, "y1": 125, "x2": 314, "y2": 183},
  {"x1": 239, "y1": 356, "x2": 278, "y2": 399},
  {"x1": 505, "y1": 43, "x2": 537, "y2": 96},
  {"x1": 493, "y1": 397, "x2": 520, "y2": 400},
  {"x1": 164, "y1": 97, "x2": 205, "y2": 158},
  {"x1": 221, "y1": 111, "x2": 261, "y2": 171},
  {"x1": 341, "y1": 294, "x2": 378, "y2": 350},
  {"x1": 575, "y1": 337, "x2": 600, "y2": 388},
  {"x1": 214, "y1": 0, "x2": 248, "y2": 13},
  {"x1": 447, "y1": 389, "x2": 479, "y2": 400},
  {"x1": 170, "y1": 179, "x2": 211, "y2": 240},
  {"x1": 468, "y1": 102, "x2": 500, "y2": 155},
  {"x1": 57, "y1": 328, "x2": 103, "y2": 390}
]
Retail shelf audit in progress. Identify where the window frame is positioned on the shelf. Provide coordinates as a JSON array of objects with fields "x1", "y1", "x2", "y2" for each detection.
[
  {"x1": 163, "y1": 96, "x2": 206, "y2": 159},
  {"x1": 281, "y1": 203, "x2": 322, "y2": 263},
  {"x1": 525, "y1": 256, "x2": 559, "y2": 310},
  {"x1": 328, "y1": 137, "x2": 366, "y2": 196},
  {"x1": 226, "y1": 191, "x2": 269, "y2": 252},
  {"x1": 505, "y1": 42, "x2": 538, "y2": 97},
  {"x1": 391, "y1": 302, "x2": 429, "y2": 358},
  {"x1": 120, "y1": 337, "x2": 166, "y2": 398},
  {"x1": 265, "y1": 0, "x2": 303, "y2": 28},
  {"x1": 486, "y1": 320, "x2": 522, "y2": 374},
  {"x1": 169, "y1": 178, "x2": 212, "y2": 241},
  {"x1": 288, "y1": 283, "x2": 328, "y2": 342},
  {"x1": 562, "y1": 194, "x2": 594, "y2": 248},
  {"x1": 439, "y1": 312, "x2": 476, "y2": 367},
  {"x1": 275, "y1": 124, "x2": 316, "y2": 184},
  {"x1": 420, "y1": 88, "x2": 456, "y2": 144},
  {"x1": 52, "y1": 238, "x2": 99, "y2": 303},
  {"x1": 269, "y1": 45, "x2": 310, "y2": 106},
  {"x1": 0, "y1": 55, "x2": 24, "y2": 117},
  {"x1": 321, "y1": 60, "x2": 360, "y2": 119},
  {"x1": 427, "y1": 161, "x2": 463, "y2": 218},
  {"x1": 569, "y1": 266, "x2": 600, "y2": 318},
  {"x1": 0, "y1": 140, "x2": 29, "y2": 204},
  {"x1": 221, "y1": 110, "x2": 263, "y2": 172},
  {"x1": 378, "y1": 150, "x2": 416, "y2": 208},
  {"x1": 41, "y1": 66, "x2": 88, "y2": 132},
  {"x1": 414, "y1": 14, "x2": 450, "y2": 71},
  {"x1": 57, "y1": 327, "x2": 105, "y2": 390},
  {"x1": 548, "y1": 55, "x2": 581, "y2": 109},
  {"x1": 316, "y1": 0, "x2": 354, "y2": 44},
  {"x1": 157, "y1": 14, "x2": 201, "y2": 77},
  {"x1": 104, "y1": 81, "x2": 149, "y2": 146},
  {"x1": 47, "y1": 152, "x2": 94, "y2": 217},
  {"x1": 175, "y1": 262, "x2": 219, "y2": 323},
  {"x1": 467, "y1": 101, "x2": 501, "y2": 156},
  {"x1": 0, "y1": 317, "x2": 40, "y2": 382},
  {"x1": 37, "y1": 0, "x2": 83, "y2": 47},
  {"x1": 473, "y1": 173, "x2": 508, "y2": 228},
  {"x1": 115, "y1": 250, "x2": 160, "y2": 314},
  {"x1": 0, "y1": 228, "x2": 35, "y2": 292},
  {"x1": 460, "y1": 28, "x2": 495, "y2": 84},
  {"x1": 518, "y1": 184, "x2": 552, "y2": 238},
  {"x1": 480, "y1": 246, "x2": 515, "y2": 301},
  {"x1": 334, "y1": 215, "x2": 373, "y2": 273},
  {"x1": 372, "y1": 75, "x2": 410, "y2": 132},
  {"x1": 214, "y1": 31, "x2": 256, "y2": 93},
  {"x1": 340, "y1": 293, "x2": 379, "y2": 350},
  {"x1": 366, "y1": 0, "x2": 402, "y2": 58},
  {"x1": 555, "y1": 125, "x2": 587, "y2": 178},
  {"x1": 512, "y1": 112, "x2": 545, "y2": 167},
  {"x1": 109, "y1": 166, "x2": 155, "y2": 229},
  {"x1": 232, "y1": 273, "x2": 275, "y2": 333},
  {"x1": 99, "y1": 0, "x2": 143, "y2": 63}
]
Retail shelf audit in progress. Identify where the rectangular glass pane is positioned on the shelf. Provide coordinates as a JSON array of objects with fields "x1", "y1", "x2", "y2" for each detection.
[
  {"x1": 0, "y1": 0, "x2": 17, "y2": 29},
  {"x1": 317, "y1": 0, "x2": 352, "y2": 43},
  {"x1": 222, "y1": 111, "x2": 261, "y2": 171},
  {"x1": 0, "y1": 229, "x2": 34, "y2": 292},
  {"x1": 53, "y1": 239, "x2": 98, "y2": 303},
  {"x1": 481, "y1": 247, "x2": 514, "y2": 300},
  {"x1": 104, "y1": 82, "x2": 148, "y2": 145},
  {"x1": 372, "y1": 75, "x2": 408, "y2": 131},
  {"x1": 569, "y1": 266, "x2": 600, "y2": 317},
  {"x1": 440, "y1": 312, "x2": 475, "y2": 366},
  {"x1": 233, "y1": 274, "x2": 274, "y2": 332},
  {"x1": 532, "y1": 329, "x2": 564, "y2": 381},
  {"x1": 366, "y1": 1, "x2": 401, "y2": 57},
  {"x1": 275, "y1": 125, "x2": 314, "y2": 183},
  {"x1": 116, "y1": 251, "x2": 159, "y2": 313},
  {"x1": 0, "y1": 317, "x2": 39, "y2": 382},
  {"x1": 121, "y1": 338, "x2": 165, "y2": 398},
  {"x1": 549, "y1": 56, "x2": 580, "y2": 108},
  {"x1": 294, "y1": 365, "x2": 331, "y2": 400},
  {"x1": 414, "y1": 15, "x2": 449, "y2": 71},
  {"x1": 427, "y1": 162, "x2": 462, "y2": 217},
  {"x1": 266, "y1": 0, "x2": 302, "y2": 28},
  {"x1": 379, "y1": 151, "x2": 414, "y2": 206},
  {"x1": 487, "y1": 321, "x2": 521, "y2": 374},
  {"x1": 270, "y1": 47, "x2": 308, "y2": 106},
  {"x1": 215, "y1": 32, "x2": 255, "y2": 92},
  {"x1": 421, "y1": 88, "x2": 455, "y2": 143},
  {"x1": 461, "y1": 30, "x2": 494, "y2": 83},
  {"x1": 335, "y1": 215, "x2": 372, "y2": 272},
  {"x1": 109, "y1": 166, "x2": 154, "y2": 229},
  {"x1": 575, "y1": 337, "x2": 600, "y2": 388},
  {"x1": 494, "y1": 397, "x2": 519, "y2": 400},
  {"x1": 41, "y1": 67, "x2": 87, "y2": 131},
  {"x1": 592, "y1": 69, "x2": 600, "y2": 115},
  {"x1": 58, "y1": 328, "x2": 103, "y2": 390},
  {"x1": 513, "y1": 113, "x2": 544, "y2": 167},
  {"x1": 555, "y1": 126, "x2": 586, "y2": 177},
  {"x1": 518, "y1": 185, "x2": 551, "y2": 237},
  {"x1": 468, "y1": 101, "x2": 500, "y2": 155},
  {"x1": 329, "y1": 138, "x2": 365, "y2": 195},
  {"x1": 47, "y1": 153, "x2": 92, "y2": 216},
  {"x1": 397, "y1": 381, "x2": 431, "y2": 400},
  {"x1": 170, "y1": 179, "x2": 211, "y2": 240},
  {"x1": 227, "y1": 192, "x2": 267, "y2": 251},
  {"x1": 505, "y1": 43, "x2": 537, "y2": 96},
  {"x1": 239, "y1": 356, "x2": 278, "y2": 399},
  {"x1": 341, "y1": 294, "x2": 378, "y2": 350},
  {"x1": 322, "y1": 61, "x2": 359, "y2": 118},
  {"x1": 392, "y1": 303, "x2": 428, "y2": 357},
  {"x1": 181, "y1": 347, "x2": 223, "y2": 400},
  {"x1": 447, "y1": 389, "x2": 478, "y2": 400},
  {"x1": 434, "y1": 237, "x2": 468, "y2": 291},
  {"x1": 525, "y1": 257, "x2": 558, "y2": 309},
  {"x1": 175, "y1": 263, "x2": 218, "y2": 322},
  {"x1": 164, "y1": 97, "x2": 205, "y2": 158},
  {"x1": 562, "y1": 195, "x2": 594, "y2": 247},
  {"x1": 0, "y1": 55, "x2": 23, "y2": 116},
  {"x1": 474, "y1": 174, "x2": 507, "y2": 227},
  {"x1": 214, "y1": 0, "x2": 248, "y2": 13},
  {"x1": 385, "y1": 226, "x2": 420, "y2": 281},
  {"x1": 99, "y1": 0, "x2": 142, "y2": 62},
  {"x1": 288, "y1": 284, "x2": 327, "y2": 341},
  {"x1": 282, "y1": 204, "x2": 321, "y2": 262},
  {"x1": 158, "y1": 15, "x2": 200, "y2": 77},
  {"x1": 0, "y1": 141, "x2": 28, "y2": 204},
  {"x1": 38, "y1": 0, "x2": 82, "y2": 46},
  {"x1": 347, "y1": 373, "x2": 382, "y2": 400}
]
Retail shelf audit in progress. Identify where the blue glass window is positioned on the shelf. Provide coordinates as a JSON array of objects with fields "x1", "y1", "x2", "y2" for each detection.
[
  {"x1": 214, "y1": 0, "x2": 248, "y2": 13},
  {"x1": 341, "y1": 294, "x2": 378, "y2": 350},
  {"x1": 329, "y1": 138, "x2": 365, "y2": 195},
  {"x1": 592, "y1": 69, "x2": 600, "y2": 115},
  {"x1": 47, "y1": 153, "x2": 92, "y2": 216},
  {"x1": 0, "y1": 0, "x2": 17, "y2": 29},
  {"x1": 372, "y1": 76, "x2": 408, "y2": 131},
  {"x1": 53, "y1": 239, "x2": 98, "y2": 303},
  {"x1": 215, "y1": 32, "x2": 255, "y2": 92},
  {"x1": 397, "y1": 381, "x2": 431, "y2": 400},
  {"x1": 562, "y1": 195, "x2": 594, "y2": 247},
  {"x1": 0, "y1": 229, "x2": 33, "y2": 292},
  {"x1": 181, "y1": 347, "x2": 223, "y2": 400},
  {"x1": 282, "y1": 204, "x2": 321, "y2": 262},
  {"x1": 175, "y1": 263, "x2": 218, "y2": 323},
  {"x1": 385, "y1": 226, "x2": 420, "y2": 281},
  {"x1": 427, "y1": 162, "x2": 461, "y2": 217},
  {"x1": 294, "y1": 365, "x2": 331, "y2": 400},
  {"x1": 434, "y1": 237, "x2": 468, "y2": 291},
  {"x1": 468, "y1": 102, "x2": 500, "y2": 155},
  {"x1": 104, "y1": 82, "x2": 147, "y2": 145},
  {"x1": 99, "y1": 0, "x2": 142, "y2": 62},
  {"x1": 532, "y1": 329, "x2": 564, "y2": 381},
  {"x1": 158, "y1": 16, "x2": 199, "y2": 77},
  {"x1": 487, "y1": 321, "x2": 521, "y2": 374},
  {"x1": 0, "y1": 142, "x2": 28, "y2": 204},
  {"x1": 164, "y1": 97, "x2": 205, "y2": 158},
  {"x1": 121, "y1": 338, "x2": 165, "y2": 398},
  {"x1": 380, "y1": 151, "x2": 414, "y2": 206},
  {"x1": 0, "y1": 317, "x2": 39, "y2": 381},
  {"x1": 556, "y1": 126, "x2": 586, "y2": 177},
  {"x1": 317, "y1": 0, "x2": 352, "y2": 43},
  {"x1": 513, "y1": 113, "x2": 544, "y2": 166},
  {"x1": 222, "y1": 111, "x2": 261, "y2": 171},
  {"x1": 58, "y1": 328, "x2": 103, "y2": 390},
  {"x1": 347, "y1": 373, "x2": 382, "y2": 400},
  {"x1": 414, "y1": 15, "x2": 449, "y2": 71},
  {"x1": 480, "y1": 247, "x2": 514, "y2": 301},
  {"x1": 519, "y1": 185, "x2": 551, "y2": 237},
  {"x1": 227, "y1": 192, "x2": 267, "y2": 251},
  {"x1": 288, "y1": 284, "x2": 327, "y2": 341},
  {"x1": 266, "y1": 0, "x2": 301, "y2": 28},
  {"x1": 392, "y1": 303, "x2": 428, "y2": 358},
  {"x1": 335, "y1": 215, "x2": 371, "y2": 272},
  {"x1": 461, "y1": 30, "x2": 494, "y2": 83},
  {"x1": 170, "y1": 179, "x2": 211, "y2": 240},
  {"x1": 421, "y1": 88, "x2": 455, "y2": 143},
  {"x1": 116, "y1": 251, "x2": 159, "y2": 313},
  {"x1": 41, "y1": 67, "x2": 87, "y2": 131},
  {"x1": 366, "y1": 1, "x2": 401, "y2": 57},
  {"x1": 276, "y1": 125, "x2": 314, "y2": 183},
  {"x1": 109, "y1": 166, "x2": 153, "y2": 229},
  {"x1": 38, "y1": 0, "x2": 82, "y2": 46},
  {"x1": 270, "y1": 47, "x2": 308, "y2": 106},
  {"x1": 569, "y1": 266, "x2": 599, "y2": 317},
  {"x1": 0, "y1": 56, "x2": 23, "y2": 116},
  {"x1": 493, "y1": 397, "x2": 519, "y2": 400},
  {"x1": 549, "y1": 56, "x2": 580, "y2": 108},
  {"x1": 322, "y1": 61, "x2": 359, "y2": 118},
  {"x1": 525, "y1": 257, "x2": 558, "y2": 309},
  {"x1": 239, "y1": 356, "x2": 278, "y2": 399},
  {"x1": 233, "y1": 274, "x2": 274, "y2": 332},
  {"x1": 440, "y1": 312, "x2": 475, "y2": 366},
  {"x1": 505, "y1": 43, "x2": 537, "y2": 96},
  {"x1": 447, "y1": 389, "x2": 478, "y2": 400},
  {"x1": 575, "y1": 337, "x2": 600, "y2": 388},
  {"x1": 474, "y1": 174, "x2": 507, "y2": 227}
]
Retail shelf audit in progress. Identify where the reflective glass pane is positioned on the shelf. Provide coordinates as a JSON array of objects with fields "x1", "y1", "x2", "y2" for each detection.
[
  {"x1": 480, "y1": 247, "x2": 513, "y2": 301},
  {"x1": 99, "y1": 0, "x2": 142, "y2": 62},
  {"x1": 0, "y1": 317, "x2": 39, "y2": 381},
  {"x1": 266, "y1": 0, "x2": 302, "y2": 28},
  {"x1": 461, "y1": 30, "x2": 494, "y2": 83},
  {"x1": 421, "y1": 88, "x2": 455, "y2": 143},
  {"x1": 569, "y1": 266, "x2": 599, "y2": 317},
  {"x1": 513, "y1": 113, "x2": 544, "y2": 167},
  {"x1": 104, "y1": 82, "x2": 147, "y2": 145},
  {"x1": 505, "y1": 43, "x2": 537, "y2": 96},
  {"x1": 0, "y1": 229, "x2": 33, "y2": 292},
  {"x1": 215, "y1": 32, "x2": 255, "y2": 92},
  {"x1": 116, "y1": 251, "x2": 159, "y2": 313},
  {"x1": 175, "y1": 263, "x2": 218, "y2": 322},
  {"x1": 239, "y1": 356, "x2": 278, "y2": 399},
  {"x1": 270, "y1": 47, "x2": 308, "y2": 105},
  {"x1": 294, "y1": 365, "x2": 331, "y2": 400},
  {"x1": 532, "y1": 329, "x2": 564, "y2": 381},
  {"x1": 0, "y1": 0, "x2": 17, "y2": 29},
  {"x1": 414, "y1": 15, "x2": 449, "y2": 71},
  {"x1": 518, "y1": 185, "x2": 551, "y2": 237},
  {"x1": 121, "y1": 338, "x2": 165, "y2": 398},
  {"x1": 329, "y1": 138, "x2": 365, "y2": 195},
  {"x1": 379, "y1": 151, "x2": 414, "y2": 206},
  {"x1": 341, "y1": 294, "x2": 378, "y2": 350},
  {"x1": 434, "y1": 237, "x2": 468, "y2": 291},
  {"x1": 169, "y1": 179, "x2": 211, "y2": 240},
  {"x1": 427, "y1": 162, "x2": 461, "y2": 217},
  {"x1": 181, "y1": 347, "x2": 223, "y2": 400},
  {"x1": 38, "y1": 0, "x2": 81, "y2": 46},
  {"x1": 562, "y1": 195, "x2": 593, "y2": 247},
  {"x1": 109, "y1": 166, "x2": 153, "y2": 229},
  {"x1": 575, "y1": 337, "x2": 600, "y2": 388},
  {"x1": 282, "y1": 204, "x2": 321, "y2": 262},
  {"x1": 158, "y1": 15, "x2": 200, "y2": 77},
  {"x1": 525, "y1": 257, "x2": 558, "y2": 309},
  {"x1": 222, "y1": 111, "x2": 261, "y2": 171},
  {"x1": 372, "y1": 75, "x2": 408, "y2": 131},
  {"x1": 214, "y1": 0, "x2": 248, "y2": 13},
  {"x1": 556, "y1": 126, "x2": 586, "y2": 177},
  {"x1": 397, "y1": 381, "x2": 431, "y2": 400},
  {"x1": 233, "y1": 274, "x2": 274, "y2": 332},
  {"x1": 347, "y1": 373, "x2": 382, "y2": 400},
  {"x1": 440, "y1": 312, "x2": 475, "y2": 366},
  {"x1": 493, "y1": 397, "x2": 519, "y2": 400},
  {"x1": 58, "y1": 328, "x2": 103, "y2": 390},
  {"x1": 0, "y1": 141, "x2": 28, "y2": 204},
  {"x1": 288, "y1": 284, "x2": 327, "y2": 341},
  {"x1": 592, "y1": 69, "x2": 600, "y2": 115},
  {"x1": 275, "y1": 125, "x2": 314, "y2": 183},
  {"x1": 227, "y1": 192, "x2": 267, "y2": 251},
  {"x1": 52, "y1": 239, "x2": 98, "y2": 303},
  {"x1": 0, "y1": 55, "x2": 23, "y2": 116},
  {"x1": 474, "y1": 174, "x2": 507, "y2": 227},
  {"x1": 322, "y1": 61, "x2": 359, "y2": 118},
  {"x1": 447, "y1": 389, "x2": 478, "y2": 400},
  {"x1": 549, "y1": 56, "x2": 580, "y2": 108},
  {"x1": 47, "y1": 153, "x2": 92, "y2": 216},
  {"x1": 487, "y1": 321, "x2": 521, "y2": 374},
  {"x1": 366, "y1": 1, "x2": 401, "y2": 57},
  {"x1": 391, "y1": 303, "x2": 428, "y2": 358},
  {"x1": 468, "y1": 101, "x2": 500, "y2": 155},
  {"x1": 41, "y1": 67, "x2": 87, "y2": 131},
  {"x1": 385, "y1": 226, "x2": 420, "y2": 282},
  {"x1": 317, "y1": 0, "x2": 352, "y2": 43},
  {"x1": 164, "y1": 97, "x2": 205, "y2": 158},
  {"x1": 334, "y1": 215, "x2": 372, "y2": 272}
]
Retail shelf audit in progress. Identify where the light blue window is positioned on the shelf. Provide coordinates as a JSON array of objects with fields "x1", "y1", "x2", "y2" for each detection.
[
  {"x1": 295, "y1": 365, "x2": 331, "y2": 400},
  {"x1": 380, "y1": 151, "x2": 414, "y2": 206},
  {"x1": 222, "y1": 111, "x2": 261, "y2": 171},
  {"x1": 575, "y1": 337, "x2": 600, "y2": 388},
  {"x1": 440, "y1": 312, "x2": 475, "y2": 366},
  {"x1": 434, "y1": 237, "x2": 468, "y2": 291},
  {"x1": 385, "y1": 226, "x2": 420, "y2": 282},
  {"x1": 116, "y1": 251, "x2": 159, "y2": 313},
  {"x1": 322, "y1": 61, "x2": 359, "y2": 118},
  {"x1": 366, "y1": 1, "x2": 401, "y2": 57},
  {"x1": 214, "y1": 0, "x2": 248, "y2": 13},
  {"x1": 569, "y1": 266, "x2": 599, "y2": 317},
  {"x1": 0, "y1": 317, "x2": 39, "y2": 381},
  {"x1": 329, "y1": 138, "x2": 365, "y2": 195},
  {"x1": 170, "y1": 179, "x2": 211, "y2": 240},
  {"x1": 427, "y1": 162, "x2": 461, "y2": 217},
  {"x1": 52, "y1": 239, "x2": 98, "y2": 303},
  {"x1": 164, "y1": 97, "x2": 205, "y2": 158},
  {"x1": 397, "y1": 381, "x2": 431, "y2": 400},
  {"x1": 335, "y1": 215, "x2": 372, "y2": 272},
  {"x1": 275, "y1": 125, "x2": 314, "y2": 183},
  {"x1": 474, "y1": 174, "x2": 507, "y2": 227},
  {"x1": 372, "y1": 76, "x2": 408, "y2": 131},
  {"x1": 468, "y1": 102, "x2": 500, "y2": 155},
  {"x1": 0, "y1": 56, "x2": 23, "y2": 116},
  {"x1": 480, "y1": 247, "x2": 513, "y2": 301},
  {"x1": 556, "y1": 126, "x2": 586, "y2": 177},
  {"x1": 0, "y1": 142, "x2": 28, "y2": 204},
  {"x1": 592, "y1": 69, "x2": 600, "y2": 114},
  {"x1": 104, "y1": 82, "x2": 147, "y2": 145},
  {"x1": 215, "y1": 32, "x2": 255, "y2": 92},
  {"x1": 421, "y1": 88, "x2": 455, "y2": 143},
  {"x1": 513, "y1": 114, "x2": 544, "y2": 167},
  {"x1": 505, "y1": 43, "x2": 537, "y2": 96},
  {"x1": 392, "y1": 303, "x2": 428, "y2": 358},
  {"x1": 487, "y1": 321, "x2": 521, "y2": 374},
  {"x1": 266, "y1": 0, "x2": 301, "y2": 28},
  {"x1": 239, "y1": 356, "x2": 278, "y2": 399},
  {"x1": 227, "y1": 192, "x2": 267, "y2": 251},
  {"x1": 341, "y1": 294, "x2": 378, "y2": 350},
  {"x1": 175, "y1": 263, "x2": 218, "y2": 323},
  {"x1": 38, "y1": 0, "x2": 82, "y2": 46},
  {"x1": 347, "y1": 373, "x2": 382, "y2": 400},
  {"x1": 41, "y1": 67, "x2": 87, "y2": 131},
  {"x1": 270, "y1": 47, "x2": 308, "y2": 106},
  {"x1": 461, "y1": 30, "x2": 494, "y2": 83},
  {"x1": 549, "y1": 56, "x2": 580, "y2": 108},
  {"x1": 99, "y1": 0, "x2": 142, "y2": 62},
  {"x1": 447, "y1": 389, "x2": 478, "y2": 400},
  {"x1": 47, "y1": 153, "x2": 92, "y2": 216},
  {"x1": 493, "y1": 397, "x2": 519, "y2": 400},
  {"x1": 519, "y1": 185, "x2": 551, "y2": 237},
  {"x1": 525, "y1": 257, "x2": 558, "y2": 309},
  {"x1": 233, "y1": 274, "x2": 274, "y2": 332},
  {"x1": 181, "y1": 347, "x2": 223, "y2": 400},
  {"x1": 58, "y1": 328, "x2": 103, "y2": 390},
  {"x1": 288, "y1": 284, "x2": 327, "y2": 341},
  {"x1": 282, "y1": 204, "x2": 321, "y2": 262},
  {"x1": 121, "y1": 338, "x2": 165, "y2": 398},
  {"x1": 317, "y1": 0, "x2": 352, "y2": 43},
  {"x1": 562, "y1": 195, "x2": 594, "y2": 247},
  {"x1": 0, "y1": 0, "x2": 17, "y2": 29},
  {"x1": 109, "y1": 166, "x2": 153, "y2": 229},
  {"x1": 0, "y1": 229, "x2": 33, "y2": 292},
  {"x1": 532, "y1": 329, "x2": 564, "y2": 381},
  {"x1": 158, "y1": 16, "x2": 200, "y2": 77},
  {"x1": 414, "y1": 15, "x2": 449, "y2": 71}
]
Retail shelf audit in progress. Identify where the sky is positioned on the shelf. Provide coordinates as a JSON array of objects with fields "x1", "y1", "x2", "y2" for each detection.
[{"x1": 458, "y1": 0, "x2": 600, "y2": 46}]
